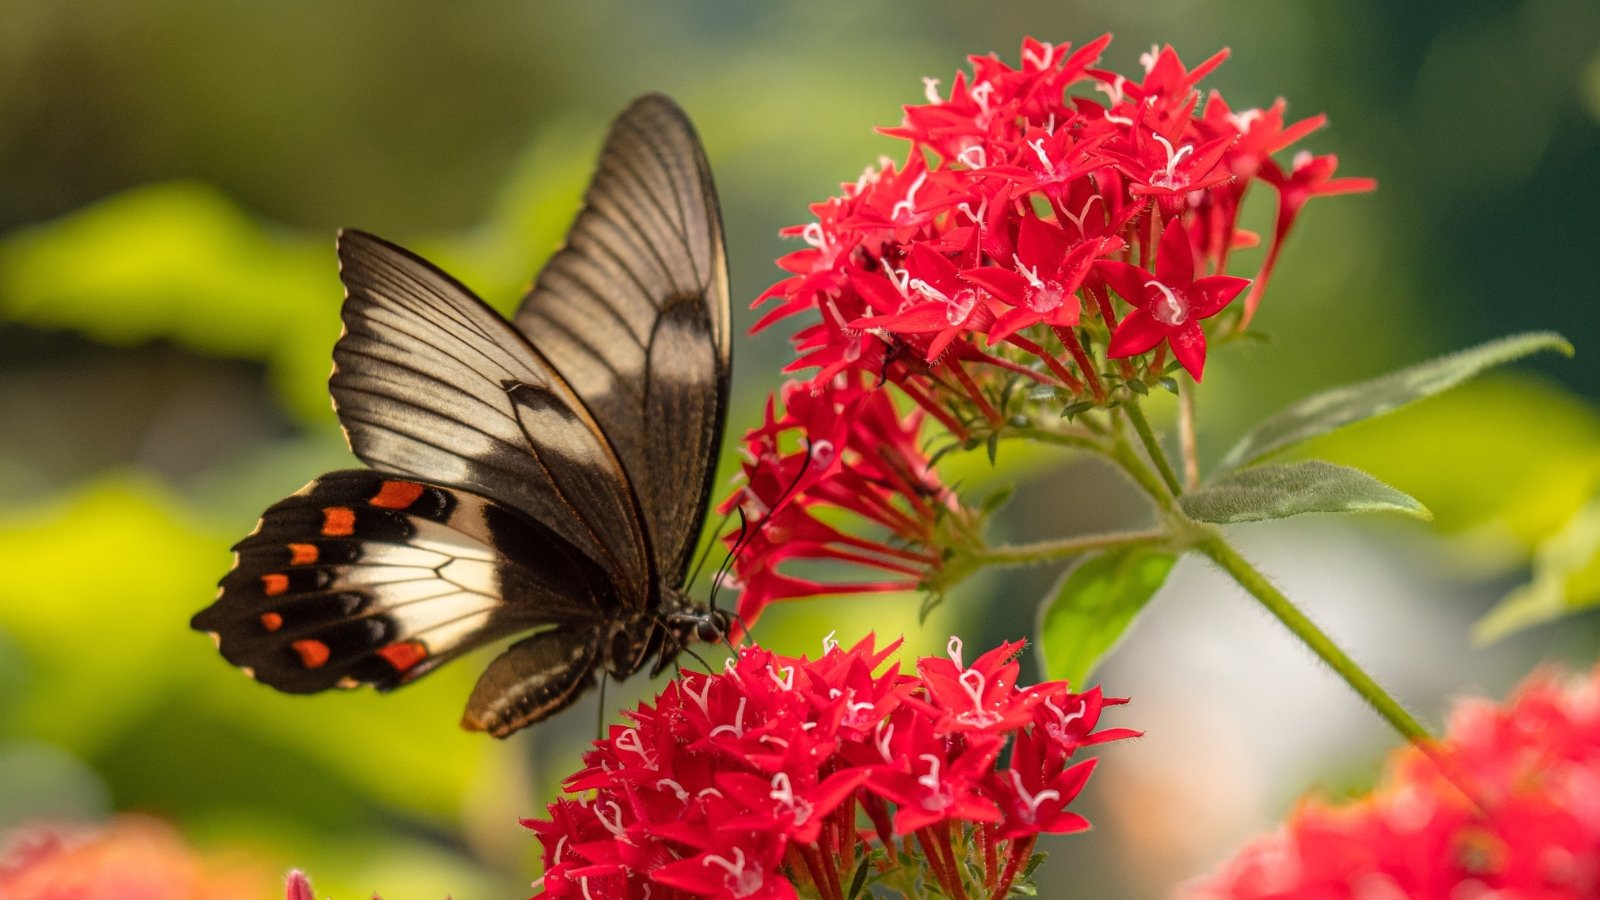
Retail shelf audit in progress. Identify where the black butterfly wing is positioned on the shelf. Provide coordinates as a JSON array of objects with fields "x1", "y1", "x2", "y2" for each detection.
[
  {"x1": 331, "y1": 229, "x2": 652, "y2": 606},
  {"x1": 192, "y1": 471, "x2": 616, "y2": 695},
  {"x1": 512, "y1": 94, "x2": 731, "y2": 587}
]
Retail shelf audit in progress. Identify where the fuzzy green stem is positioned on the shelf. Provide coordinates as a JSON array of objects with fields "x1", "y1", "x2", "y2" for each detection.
[
  {"x1": 1106, "y1": 435, "x2": 1179, "y2": 513},
  {"x1": 1124, "y1": 399, "x2": 1183, "y2": 496},
  {"x1": 1177, "y1": 379, "x2": 1200, "y2": 490},
  {"x1": 1008, "y1": 424, "x2": 1105, "y2": 452},
  {"x1": 1196, "y1": 535, "x2": 1433, "y2": 745},
  {"x1": 970, "y1": 528, "x2": 1167, "y2": 567}
]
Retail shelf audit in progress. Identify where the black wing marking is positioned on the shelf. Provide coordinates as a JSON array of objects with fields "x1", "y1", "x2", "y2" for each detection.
[
  {"x1": 513, "y1": 94, "x2": 731, "y2": 586},
  {"x1": 332, "y1": 229, "x2": 651, "y2": 605},
  {"x1": 461, "y1": 626, "x2": 604, "y2": 737},
  {"x1": 191, "y1": 471, "x2": 616, "y2": 694}
]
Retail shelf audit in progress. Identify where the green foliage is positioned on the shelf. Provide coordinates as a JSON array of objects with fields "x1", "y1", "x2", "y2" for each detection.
[
  {"x1": 0, "y1": 184, "x2": 339, "y2": 423},
  {"x1": 1181, "y1": 460, "x2": 1430, "y2": 524},
  {"x1": 1036, "y1": 546, "x2": 1176, "y2": 688},
  {"x1": 1216, "y1": 332, "x2": 1573, "y2": 473},
  {"x1": 1308, "y1": 375, "x2": 1600, "y2": 641}
]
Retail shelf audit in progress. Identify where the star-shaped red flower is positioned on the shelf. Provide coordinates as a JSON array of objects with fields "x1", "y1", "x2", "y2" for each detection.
[{"x1": 1097, "y1": 218, "x2": 1249, "y2": 380}]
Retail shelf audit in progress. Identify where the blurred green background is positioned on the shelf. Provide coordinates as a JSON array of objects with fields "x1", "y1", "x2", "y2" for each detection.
[{"x1": 1, "y1": 2, "x2": 1597, "y2": 897}]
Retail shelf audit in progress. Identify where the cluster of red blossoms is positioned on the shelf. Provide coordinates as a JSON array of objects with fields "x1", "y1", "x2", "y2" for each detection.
[
  {"x1": 723, "y1": 35, "x2": 1372, "y2": 622},
  {"x1": 1188, "y1": 663, "x2": 1600, "y2": 898},
  {"x1": 717, "y1": 373, "x2": 978, "y2": 627},
  {"x1": 525, "y1": 634, "x2": 1135, "y2": 899}
]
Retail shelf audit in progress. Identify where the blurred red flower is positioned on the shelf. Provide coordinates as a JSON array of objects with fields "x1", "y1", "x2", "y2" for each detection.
[{"x1": 1186, "y1": 663, "x2": 1600, "y2": 899}]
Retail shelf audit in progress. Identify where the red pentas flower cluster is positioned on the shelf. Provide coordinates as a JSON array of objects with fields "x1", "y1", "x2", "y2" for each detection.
[
  {"x1": 719, "y1": 371, "x2": 978, "y2": 627},
  {"x1": 758, "y1": 34, "x2": 1371, "y2": 396},
  {"x1": 724, "y1": 35, "x2": 1372, "y2": 622},
  {"x1": 525, "y1": 634, "x2": 1136, "y2": 899},
  {"x1": 1187, "y1": 663, "x2": 1600, "y2": 898}
]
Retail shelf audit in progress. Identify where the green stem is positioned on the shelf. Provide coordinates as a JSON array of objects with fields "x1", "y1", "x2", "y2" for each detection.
[
  {"x1": 971, "y1": 528, "x2": 1166, "y2": 567},
  {"x1": 972, "y1": 522, "x2": 1164, "y2": 563},
  {"x1": 1107, "y1": 436, "x2": 1179, "y2": 515},
  {"x1": 1196, "y1": 535, "x2": 1434, "y2": 745},
  {"x1": 1009, "y1": 424, "x2": 1104, "y2": 452},
  {"x1": 1177, "y1": 379, "x2": 1200, "y2": 490},
  {"x1": 1124, "y1": 398, "x2": 1183, "y2": 496}
]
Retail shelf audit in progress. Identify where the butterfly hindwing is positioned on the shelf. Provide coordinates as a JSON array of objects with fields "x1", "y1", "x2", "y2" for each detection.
[
  {"x1": 513, "y1": 94, "x2": 731, "y2": 586},
  {"x1": 331, "y1": 230, "x2": 652, "y2": 605},
  {"x1": 193, "y1": 471, "x2": 618, "y2": 694}
]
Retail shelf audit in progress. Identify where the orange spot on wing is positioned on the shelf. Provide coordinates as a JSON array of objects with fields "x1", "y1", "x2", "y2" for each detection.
[
  {"x1": 288, "y1": 542, "x2": 319, "y2": 565},
  {"x1": 371, "y1": 480, "x2": 425, "y2": 510},
  {"x1": 322, "y1": 507, "x2": 355, "y2": 536},
  {"x1": 261, "y1": 573, "x2": 289, "y2": 596},
  {"x1": 292, "y1": 639, "x2": 330, "y2": 669},
  {"x1": 377, "y1": 640, "x2": 428, "y2": 673},
  {"x1": 260, "y1": 612, "x2": 283, "y2": 632}
]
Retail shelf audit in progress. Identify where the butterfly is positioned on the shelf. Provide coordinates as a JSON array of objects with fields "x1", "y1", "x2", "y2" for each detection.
[{"x1": 191, "y1": 94, "x2": 732, "y2": 738}]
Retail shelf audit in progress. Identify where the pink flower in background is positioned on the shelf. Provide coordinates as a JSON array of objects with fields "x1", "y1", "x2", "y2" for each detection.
[
  {"x1": 1186, "y1": 662, "x2": 1600, "y2": 899},
  {"x1": 0, "y1": 816, "x2": 271, "y2": 900},
  {"x1": 525, "y1": 634, "x2": 1135, "y2": 899}
]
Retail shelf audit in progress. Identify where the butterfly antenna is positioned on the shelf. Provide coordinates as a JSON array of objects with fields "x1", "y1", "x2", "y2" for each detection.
[
  {"x1": 594, "y1": 674, "x2": 608, "y2": 741},
  {"x1": 705, "y1": 505, "x2": 749, "y2": 616},
  {"x1": 705, "y1": 438, "x2": 819, "y2": 618},
  {"x1": 682, "y1": 644, "x2": 715, "y2": 674},
  {"x1": 687, "y1": 506, "x2": 737, "y2": 588}
]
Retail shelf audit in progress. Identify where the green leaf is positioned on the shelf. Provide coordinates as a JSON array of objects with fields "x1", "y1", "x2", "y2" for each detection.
[
  {"x1": 1181, "y1": 460, "x2": 1431, "y2": 524},
  {"x1": 1475, "y1": 493, "x2": 1600, "y2": 643},
  {"x1": 1306, "y1": 375, "x2": 1600, "y2": 555},
  {"x1": 1037, "y1": 546, "x2": 1175, "y2": 688},
  {"x1": 1216, "y1": 332, "x2": 1573, "y2": 472}
]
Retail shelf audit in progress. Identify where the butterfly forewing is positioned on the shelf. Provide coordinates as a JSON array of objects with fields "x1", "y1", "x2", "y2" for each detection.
[
  {"x1": 332, "y1": 231, "x2": 652, "y2": 605},
  {"x1": 192, "y1": 471, "x2": 620, "y2": 693},
  {"x1": 513, "y1": 93, "x2": 731, "y2": 586}
]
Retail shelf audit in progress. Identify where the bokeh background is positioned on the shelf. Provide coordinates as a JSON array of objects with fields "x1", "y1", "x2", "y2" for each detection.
[{"x1": 2, "y1": 2, "x2": 1598, "y2": 897}]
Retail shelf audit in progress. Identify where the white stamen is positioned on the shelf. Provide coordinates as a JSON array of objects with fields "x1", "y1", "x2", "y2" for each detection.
[
  {"x1": 947, "y1": 635, "x2": 965, "y2": 668},
  {"x1": 886, "y1": 266, "x2": 912, "y2": 299},
  {"x1": 970, "y1": 80, "x2": 995, "y2": 113},
  {"x1": 614, "y1": 727, "x2": 646, "y2": 760},
  {"x1": 959, "y1": 668, "x2": 988, "y2": 710},
  {"x1": 770, "y1": 664, "x2": 794, "y2": 691},
  {"x1": 1145, "y1": 280, "x2": 1188, "y2": 325},
  {"x1": 890, "y1": 171, "x2": 927, "y2": 221},
  {"x1": 1152, "y1": 133, "x2": 1195, "y2": 178},
  {"x1": 875, "y1": 720, "x2": 896, "y2": 762},
  {"x1": 594, "y1": 800, "x2": 626, "y2": 837},
  {"x1": 1022, "y1": 41, "x2": 1054, "y2": 70},
  {"x1": 822, "y1": 630, "x2": 839, "y2": 653},
  {"x1": 682, "y1": 674, "x2": 712, "y2": 714},
  {"x1": 1029, "y1": 137, "x2": 1054, "y2": 172},
  {"x1": 801, "y1": 221, "x2": 828, "y2": 249},
  {"x1": 657, "y1": 778, "x2": 689, "y2": 801},
  {"x1": 923, "y1": 76, "x2": 942, "y2": 104},
  {"x1": 710, "y1": 696, "x2": 748, "y2": 739},
  {"x1": 1008, "y1": 769, "x2": 1062, "y2": 820},
  {"x1": 1140, "y1": 45, "x2": 1160, "y2": 74},
  {"x1": 957, "y1": 144, "x2": 987, "y2": 169},
  {"x1": 1094, "y1": 75, "x2": 1127, "y2": 107},
  {"x1": 1014, "y1": 254, "x2": 1045, "y2": 291}
]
